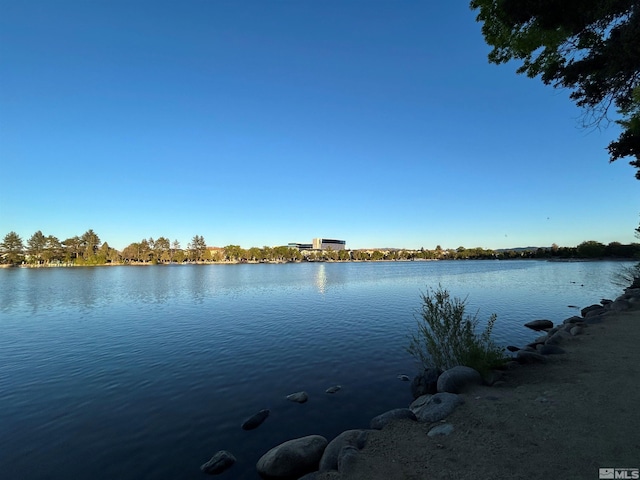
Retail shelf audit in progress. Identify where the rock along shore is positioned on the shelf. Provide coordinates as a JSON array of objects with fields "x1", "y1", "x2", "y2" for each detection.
[
  {"x1": 313, "y1": 286, "x2": 640, "y2": 480},
  {"x1": 200, "y1": 285, "x2": 640, "y2": 479}
]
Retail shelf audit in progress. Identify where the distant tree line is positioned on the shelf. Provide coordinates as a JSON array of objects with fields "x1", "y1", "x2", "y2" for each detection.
[
  {"x1": 0, "y1": 229, "x2": 119, "y2": 266},
  {"x1": 1, "y1": 229, "x2": 639, "y2": 266}
]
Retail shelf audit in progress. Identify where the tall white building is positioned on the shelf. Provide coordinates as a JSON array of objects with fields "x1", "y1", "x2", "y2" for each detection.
[{"x1": 312, "y1": 238, "x2": 346, "y2": 251}]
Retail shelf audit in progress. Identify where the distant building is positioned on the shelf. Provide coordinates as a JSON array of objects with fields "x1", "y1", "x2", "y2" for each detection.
[
  {"x1": 312, "y1": 238, "x2": 346, "y2": 251},
  {"x1": 288, "y1": 243, "x2": 313, "y2": 250}
]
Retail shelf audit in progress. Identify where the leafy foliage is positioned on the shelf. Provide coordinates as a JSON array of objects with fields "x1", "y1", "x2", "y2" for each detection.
[
  {"x1": 406, "y1": 286, "x2": 507, "y2": 373},
  {"x1": 470, "y1": 0, "x2": 640, "y2": 178}
]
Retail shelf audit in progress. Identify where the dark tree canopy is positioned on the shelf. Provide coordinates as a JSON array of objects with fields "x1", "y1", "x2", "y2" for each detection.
[{"x1": 470, "y1": 0, "x2": 640, "y2": 178}]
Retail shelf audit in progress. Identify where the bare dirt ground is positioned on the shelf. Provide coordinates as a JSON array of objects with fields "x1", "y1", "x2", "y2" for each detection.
[{"x1": 317, "y1": 306, "x2": 640, "y2": 480}]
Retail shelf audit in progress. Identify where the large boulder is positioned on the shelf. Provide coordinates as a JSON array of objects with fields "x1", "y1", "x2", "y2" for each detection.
[
  {"x1": 257, "y1": 435, "x2": 328, "y2": 479},
  {"x1": 524, "y1": 319, "x2": 554, "y2": 331},
  {"x1": 410, "y1": 393, "x2": 464, "y2": 423},
  {"x1": 410, "y1": 368, "x2": 441, "y2": 398},
  {"x1": 533, "y1": 334, "x2": 549, "y2": 344},
  {"x1": 337, "y1": 446, "x2": 360, "y2": 475},
  {"x1": 546, "y1": 327, "x2": 559, "y2": 336},
  {"x1": 563, "y1": 316, "x2": 584, "y2": 324},
  {"x1": 570, "y1": 326, "x2": 584, "y2": 336},
  {"x1": 609, "y1": 299, "x2": 631, "y2": 311},
  {"x1": 200, "y1": 450, "x2": 236, "y2": 475},
  {"x1": 581, "y1": 304, "x2": 604, "y2": 317},
  {"x1": 545, "y1": 330, "x2": 571, "y2": 345},
  {"x1": 437, "y1": 366, "x2": 482, "y2": 394},
  {"x1": 369, "y1": 408, "x2": 417, "y2": 430},
  {"x1": 584, "y1": 315, "x2": 605, "y2": 324},
  {"x1": 319, "y1": 430, "x2": 370, "y2": 472},
  {"x1": 516, "y1": 350, "x2": 548, "y2": 364}
]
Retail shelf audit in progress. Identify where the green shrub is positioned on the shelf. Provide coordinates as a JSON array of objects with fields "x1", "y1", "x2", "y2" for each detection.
[{"x1": 406, "y1": 286, "x2": 507, "y2": 374}]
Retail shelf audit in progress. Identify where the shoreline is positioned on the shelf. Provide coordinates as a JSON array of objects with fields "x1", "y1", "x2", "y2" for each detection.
[
  {"x1": 2, "y1": 258, "x2": 444, "y2": 267},
  {"x1": 313, "y1": 287, "x2": 640, "y2": 479},
  {"x1": 2, "y1": 257, "x2": 637, "y2": 269}
]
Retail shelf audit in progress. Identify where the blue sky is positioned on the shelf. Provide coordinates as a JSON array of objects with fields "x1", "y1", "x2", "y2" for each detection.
[{"x1": 1, "y1": 1, "x2": 638, "y2": 251}]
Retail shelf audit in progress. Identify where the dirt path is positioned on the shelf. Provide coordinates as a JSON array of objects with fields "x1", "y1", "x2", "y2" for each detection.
[{"x1": 318, "y1": 305, "x2": 640, "y2": 480}]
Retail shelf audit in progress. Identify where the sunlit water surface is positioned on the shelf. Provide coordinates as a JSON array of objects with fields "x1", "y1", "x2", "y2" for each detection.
[{"x1": 0, "y1": 260, "x2": 632, "y2": 479}]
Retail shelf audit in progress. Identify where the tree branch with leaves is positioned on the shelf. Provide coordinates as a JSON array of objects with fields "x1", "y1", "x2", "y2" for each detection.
[{"x1": 470, "y1": 0, "x2": 640, "y2": 178}]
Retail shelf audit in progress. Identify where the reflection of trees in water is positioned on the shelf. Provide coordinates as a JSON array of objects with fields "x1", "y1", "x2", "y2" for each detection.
[
  {"x1": 187, "y1": 265, "x2": 208, "y2": 303},
  {"x1": 35, "y1": 268, "x2": 101, "y2": 314},
  {"x1": 129, "y1": 263, "x2": 220, "y2": 304},
  {"x1": 0, "y1": 268, "x2": 22, "y2": 313},
  {"x1": 123, "y1": 265, "x2": 187, "y2": 305},
  {"x1": 71, "y1": 268, "x2": 99, "y2": 311},
  {"x1": 138, "y1": 266, "x2": 175, "y2": 304},
  {"x1": 0, "y1": 267, "x2": 105, "y2": 315},
  {"x1": 4, "y1": 266, "x2": 194, "y2": 316}
]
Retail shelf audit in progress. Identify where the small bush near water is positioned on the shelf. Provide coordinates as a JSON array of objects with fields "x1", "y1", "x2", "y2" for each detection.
[
  {"x1": 613, "y1": 262, "x2": 640, "y2": 289},
  {"x1": 406, "y1": 286, "x2": 507, "y2": 374}
]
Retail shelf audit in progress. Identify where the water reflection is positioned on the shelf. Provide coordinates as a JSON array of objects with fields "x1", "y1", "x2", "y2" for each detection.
[
  {"x1": 72, "y1": 267, "x2": 99, "y2": 311},
  {"x1": 310, "y1": 263, "x2": 352, "y2": 294},
  {"x1": 186, "y1": 265, "x2": 208, "y2": 303},
  {"x1": 0, "y1": 268, "x2": 21, "y2": 313},
  {"x1": 0, "y1": 267, "x2": 105, "y2": 315},
  {"x1": 314, "y1": 264, "x2": 327, "y2": 294}
]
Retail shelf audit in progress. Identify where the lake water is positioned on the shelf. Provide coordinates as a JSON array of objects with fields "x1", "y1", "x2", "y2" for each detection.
[{"x1": 0, "y1": 260, "x2": 633, "y2": 479}]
